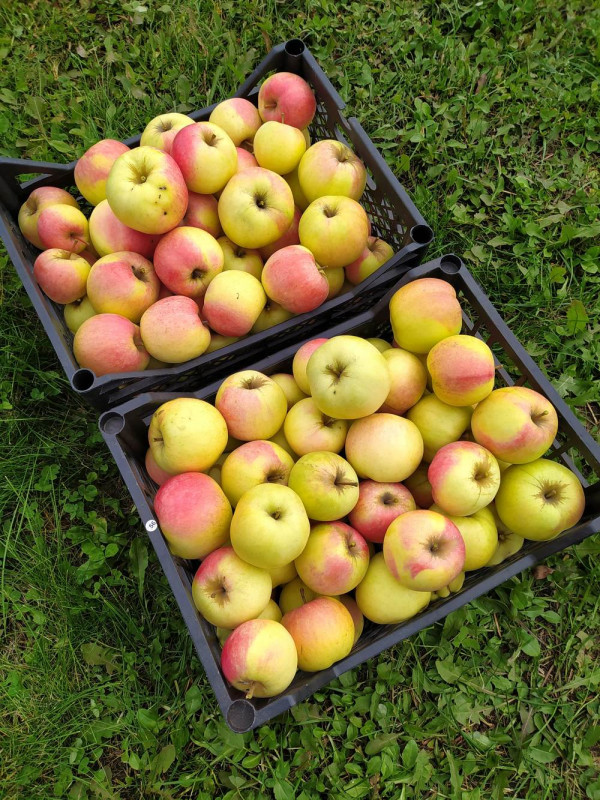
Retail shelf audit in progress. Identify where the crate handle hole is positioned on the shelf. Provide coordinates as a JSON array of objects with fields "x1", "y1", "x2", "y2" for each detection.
[
  {"x1": 285, "y1": 39, "x2": 306, "y2": 57},
  {"x1": 440, "y1": 254, "x2": 462, "y2": 274},
  {"x1": 100, "y1": 412, "x2": 125, "y2": 436},
  {"x1": 227, "y1": 699, "x2": 256, "y2": 732},
  {"x1": 410, "y1": 224, "x2": 434, "y2": 245},
  {"x1": 71, "y1": 368, "x2": 96, "y2": 392}
]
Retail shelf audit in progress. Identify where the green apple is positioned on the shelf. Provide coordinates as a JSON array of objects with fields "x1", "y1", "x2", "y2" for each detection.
[
  {"x1": 230, "y1": 483, "x2": 310, "y2": 569},
  {"x1": 306, "y1": 335, "x2": 391, "y2": 419},
  {"x1": 495, "y1": 458, "x2": 585, "y2": 540},
  {"x1": 288, "y1": 451, "x2": 359, "y2": 521},
  {"x1": 355, "y1": 552, "x2": 431, "y2": 624},
  {"x1": 254, "y1": 120, "x2": 307, "y2": 175}
]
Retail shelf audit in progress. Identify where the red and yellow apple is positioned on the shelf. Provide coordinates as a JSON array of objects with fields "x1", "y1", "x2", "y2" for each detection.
[
  {"x1": 298, "y1": 140, "x2": 366, "y2": 203},
  {"x1": 215, "y1": 370, "x2": 287, "y2": 440},
  {"x1": 258, "y1": 71, "x2": 316, "y2": 129},
  {"x1": 355, "y1": 552, "x2": 431, "y2": 624},
  {"x1": 203, "y1": 271, "x2": 266, "y2": 336},
  {"x1": 283, "y1": 397, "x2": 348, "y2": 456},
  {"x1": 74, "y1": 139, "x2": 131, "y2": 206},
  {"x1": 427, "y1": 334, "x2": 495, "y2": 406},
  {"x1": 140, "y1": 295, "x2": 210, "y2": 363},
  {"x1": 33, "y1": 249, "x2": 90, "y2": 304},
  {"x1": 261, "y1": 244, "x2": 329, "y2": 313},
  {"x1": 153, "y1": 226, "x2": 224, "y2": 301},
  {"x1": 281, "y1": 597, "x2": 354, "y2": 672},
  {"x1": 171, "y1": 121, "x2": 237, "y2": 194},
  {"x1": 383, "y1": 509, "x2": 466, "y2": 592},
  {"x1": 348, "y1": 480, "x2": 416, "y2": 543},
  {"x1": 345, "y1": 414, "x2": 424, "y2": 483},
  {"x1": 86, "y1": 251, "x2": 160, "y2": 322},
  {"x1": 140, "y1": 113, "x2": 194, "y2": 153},
  {"x1": 154, "y1": 472, "x2": 232, "y2": 559},
  {"x1": 299, "y1": 196, "x2": 369, "y2": 268},
  {"x1": 220, "y1": 439, "x2": 294, "y2": 506},
  {"x1": 428, "y1": 441, "x2": 500, "y2": 516},
  {"x1": 389, "y1": 278, "x2": 463, "y2": 354},
  {"x1": 73, "y1": 313, "x2": 150, "y2": 376},
  {"x1": 294, "y1": 521, "x2": 370, "y2": 595},
  {"x1": 287, "y1": 451, "x2": 359, "y2": 521}
]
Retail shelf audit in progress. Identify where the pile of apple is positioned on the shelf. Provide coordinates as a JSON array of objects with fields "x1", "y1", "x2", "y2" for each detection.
[
  {"x1": 144, "y1": 277, "x2": 586, "y2": 700},
  {"x1": 18, "y1": 71, "x2": 395, "y2": 377}
]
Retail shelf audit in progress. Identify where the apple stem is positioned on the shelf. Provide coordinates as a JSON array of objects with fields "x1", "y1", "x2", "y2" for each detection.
[
  {"x1": 245, "y1": 682, "x2": 256, "y2": 700},
  {"x1": 299, "y1": 587, "x2": 307, "y2": 604}
]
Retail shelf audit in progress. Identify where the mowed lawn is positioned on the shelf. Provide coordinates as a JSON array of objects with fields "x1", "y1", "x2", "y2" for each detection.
[{"x1": 1, "y1": 1, "x2": 599, "y2": 798}]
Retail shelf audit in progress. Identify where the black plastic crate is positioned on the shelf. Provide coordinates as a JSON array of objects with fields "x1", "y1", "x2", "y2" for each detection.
[
  {"x1": 0, "y1": 39, "x2": 432, "y2": 411},
  {"x1": 99, "y1": 254, "x2": 600, "y2": 732}
]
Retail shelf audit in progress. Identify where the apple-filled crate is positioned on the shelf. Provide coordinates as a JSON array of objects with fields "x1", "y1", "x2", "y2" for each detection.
[
  {"x1": 0, "y1": 39, "x2": 432, "y2": 411},
  {"x1": 100, "y1": 255, "x2": 600, "y2": 733}
]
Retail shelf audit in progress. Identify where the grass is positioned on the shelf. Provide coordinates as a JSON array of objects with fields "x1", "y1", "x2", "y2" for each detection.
[{"x1": 1, "y1": 0, "x2": 599, "y2": 797}]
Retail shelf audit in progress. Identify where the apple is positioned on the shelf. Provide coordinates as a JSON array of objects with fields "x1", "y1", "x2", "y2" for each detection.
[
  {"x1": 208, "y1": 98, "x2": 262, "y2": 146},
  {"x1": 306, "y1": 335, "x2": 391, "y2": 419},
  {"x1": 486, "y1": 505, "x2": 525, "y2": 565},
  {"x1": 220, "y1": 439, "x2": 294, "y2": 506},
  {"x1": 251, "y1": 300, "x2": 294, "y2": 332},
  {"x1": 383, "y1": 509, "x2": 466, "y2": 592},
  {"x1": 140, "y1": 112, "x2": 194, "y2": 153},
  {"x1": 74, "y1": 139, "x2": 131, "y2": 206},
  {"x1": 282, "y1": 597, "x2": 354, "y2": 672},
  {"x1": 471, "y1": 386, "x2": 559, "y2": 464},
  {"x1": 140, "y1": 295, "x2": 210, "y2": 363},
  {"x1": 345, "y1": 237, "x2": 394, "y2": 284},
  {"x1": 235, "y1": 147, "x2": 259, "y2": 172},
  {"x1": 86, "y1": 251, "x2": 160, "y2": 323},
  {"x1": 428, "y1": 335, "x2": 495, "y2": 406},
  {"x1": 33, "y1": 249, "x2": 90, "y2": 304},
  {"x1": 37, "y1": 204, "x2": 90, "y2": 253},
  {"x1": 404, "y1": 463, "x2": 434, "y2": 508},
  {"x1": 192, "y1": 546, "x2": 271, "y2": 628},
  {"x1": 345, "y1": 414, "x2": 424, "y2": 483},
  {"x1": 148, "y1": 397, "x2": 228, "y2": 474},
  {"x1": 64, "y1": 296, "x2": 96, "y2": 333},
  {"x1": 338, "y1": 596, "x2": 364, "y2": 644},
  {"x1": 223, "y1": 600, "x2": 287, "y2": 646},
  {"x1": 294, "y1": 521, "x2": 370, "y2": 594},
  {"x1": 205, "y1": 333, "x2": 239, "y2": 353},
  {"x1": 254, "y1": 120, "x2": 307, "y2": 175},
  {"x1": 145, "y1": 448, "x2": 174, "y2": 486},
  {"x1": 355, "y1": 552, "x2": 431, "y2": 624},
  {"x1": 299, "y1": 196, "x2": 369, "y2": 268},
  {"x1": 215, "y1": 370, "x2": 287, "y2": 440},
  {"x1": 287, "y1": 451, "x2": 359, "y2": 521},
  {"x1": 278, "y1": 577, "x2": 318, "y2": 615},
  {"x1": 154, "y1": 472, "x2": 232, "y2": 559},
  {"x1": 433, "y1": 572, "x2": 465, "y2": 599},
  {"x1": 262, "y1": 244, "x2": 329, "y2": 313},
  {"x1": 283, "y1": 166, "x2": 310, "y2": 211},
  {"x1": 379, "y1": 348, "x2": 427, "y2": 414},
  {"x1": 348, "y1": 480, "x2": 416, "y2": 543},
  {"x1": 292, "y1": 337, "x2": 328, "y2": 394},
  {"x1": 406, "y1": 394, "x2": 474, "y2": 463},
  {"x1": 495, "y1": 459, "x2": 585, "y2": 540},
  {"x1": 218, "y1": 236, "x2": 263, "y2": 279},
  {"x1": 428, "y1": 441, "x2": 501, "y2": 516},
  {"x1": 18, "y1": 186, "x2": 79, "y2": 249},
  {"x1": 367, "y1": 338, "x2": 392, "y2": 353},
  {"x1": 268, "y1": 561, "x2": 297, "y2": 589},
  {"x1": 221, "y1": 618, "x2": 297, "y2": 698},
  {"x1": 258, "y1": 71, "x2": 316, "y2": 129},
  {"x1": 259, "y1": 206, "x2": 301, "y2": 260},
  {"x1": 298, "y1": 140, "x2": 366, "y2": 203},
  {"x1": 73, "y1": 313, "x2": 150, "y2": 376},
  {"x1": 88, "y1": 199, "x2": 160, "y2": 258},
  {"x1": 171, "y1": 121, "x2": 237, "y2": 194},
  {"x1": 106, "y1": 146, "x2": 188, "y2": 234},
  {"x1": 181, "y1": 192, "x2": 222, "y2": 238},
  {"x1": 153, "y1": 226, "x2": 223, "y2": 301},
  {"x1": 389, "y1": 277, "x2": 463, "y2": 354},
  {"x1": 283, "y1": 397, "x2": 348, "y2": 456},
  {"x1": 203, "y1": 271, "x2": 266, "y2": 336},
  {"x1": 230, "y1": 483, "x2": 310, "y2": 569},
  {"x1": 430, "y1": 503, "x2": 498, "y2": 571},
  {"x1": 218, "y1": 167, "x2": 295, "y2": 249},
  {"x1": 268, "y1": 426, "x2": 297, "y2": 461},
  {"x1": 270, "y1": 373, "x2": 306, "y2": 409}
]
